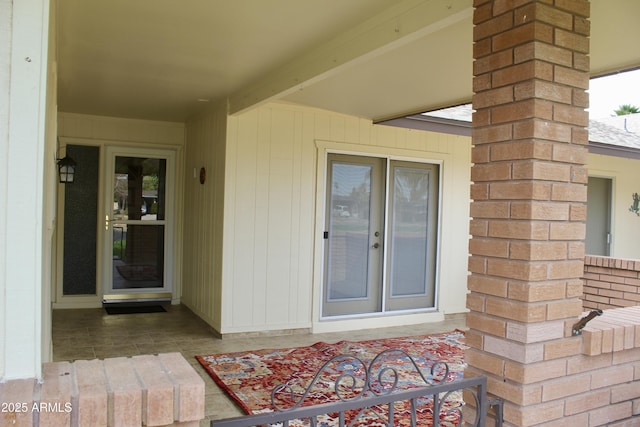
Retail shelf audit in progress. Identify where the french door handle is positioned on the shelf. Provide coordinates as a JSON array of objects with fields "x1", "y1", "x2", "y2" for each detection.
[{"x1": 372, "y1": 242, "x2": 380, "y2": 249}]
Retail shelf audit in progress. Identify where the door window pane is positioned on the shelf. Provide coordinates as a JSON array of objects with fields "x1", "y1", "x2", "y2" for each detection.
[
  {"x1": 113, "y1": 225, "x2": 164, "y2": 289},
  {"x1": 327, "y1": 163, "x2": 372, "y2": 300},
  {"x1": 111, "y1": 156, "x2": 166, "y2": 291},
  {"x1": 389, "y1": 167, "x2": 430, "y2": 296},
  {"x1": 113, "y1": 157, "x2": 166, "y2": 221}
]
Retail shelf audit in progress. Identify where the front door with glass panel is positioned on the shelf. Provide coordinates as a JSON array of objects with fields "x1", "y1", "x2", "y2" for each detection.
[
  {"x1": 103, "y1": 147, "x2": 174, "y2": 302},
  {"x1": 323, "y1": 154, "x2": 439, "y2": 317}
]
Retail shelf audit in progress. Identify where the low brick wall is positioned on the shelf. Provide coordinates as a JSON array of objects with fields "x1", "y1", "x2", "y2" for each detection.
[
  {"x1": 581, "y1": 306, "x2": 640, "y2": 356},
  {"x1": 563, "y1": 306, "x2": 640, "y2": 424},
  {"x1": 0, "y1": 352, "x2": 204, "y2": 427},
  {"x1": 583, "y1": 255, "x2": 640, "y2": 310}
]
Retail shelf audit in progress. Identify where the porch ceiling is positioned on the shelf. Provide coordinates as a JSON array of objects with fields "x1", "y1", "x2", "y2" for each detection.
[{"x1": 56, "y1": 0, "x2": 640, "y2": 123}]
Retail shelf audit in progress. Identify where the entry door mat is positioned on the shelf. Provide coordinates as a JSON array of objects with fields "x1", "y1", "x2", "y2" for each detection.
[
  {"x1": 196, "y1": 330, "x2": 467, "y2": 426},
  {"x1": 104, "y1": 305, "x2": 166, "y2": 315}
]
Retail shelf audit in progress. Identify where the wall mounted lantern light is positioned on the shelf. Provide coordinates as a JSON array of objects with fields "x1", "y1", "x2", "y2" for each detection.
[
  {"x1": 57, "y1": 155, "x2": 77, "y2": 183},
  {"x1": 630, "y1": 193, "x2": 640, "y2": 216}
]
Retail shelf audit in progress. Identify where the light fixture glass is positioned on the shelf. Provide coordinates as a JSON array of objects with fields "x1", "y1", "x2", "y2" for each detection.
[{"x1": 57, "y1": 156, "x2": 77, "y2": 183}]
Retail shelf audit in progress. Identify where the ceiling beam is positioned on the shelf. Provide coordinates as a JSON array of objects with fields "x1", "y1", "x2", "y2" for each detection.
[{"x1": 227, "y1": 0, "x2": 473, "y2": 115}]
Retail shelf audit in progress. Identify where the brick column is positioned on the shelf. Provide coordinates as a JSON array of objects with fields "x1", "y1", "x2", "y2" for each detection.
[{"x1": 468, "y1": 1, "x2": 590, "y2": 425}]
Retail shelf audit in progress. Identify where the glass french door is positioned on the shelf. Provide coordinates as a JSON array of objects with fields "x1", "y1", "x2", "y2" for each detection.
[
  {"x1": 323, "y1": 155, "x2": 385, "y2": 316},
  {"x1": 385, "y1": 161, "x2": 438, "y2": 311},
  {"x1": 323, "y1": 154, "x2": 439, "y2": 317},
  {"x1": 103, "y1": 147, "x2": 174, "y2": 301}
]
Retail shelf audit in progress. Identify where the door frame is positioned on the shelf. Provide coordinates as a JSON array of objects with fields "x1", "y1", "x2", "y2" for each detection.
[
  {"x1": 312, "y1": 140, "x2": 445, "y2": 330},
  {"x1": 101, "y1": 145, "x2": 177, "y2": 303},
  {"x1": 586, "y1": 176, "x2": 613, "y2": 256},
  {"x1": 54, "y1": 138, "x2": 183, "y2": 309}
]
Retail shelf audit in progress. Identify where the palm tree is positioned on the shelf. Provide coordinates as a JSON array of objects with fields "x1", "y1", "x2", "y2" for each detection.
[{"x1": 614, "y1": 104, "x2": 640, "y2": 115}]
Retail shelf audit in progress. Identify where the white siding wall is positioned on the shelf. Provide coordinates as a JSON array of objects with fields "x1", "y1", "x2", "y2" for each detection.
[
  {"x1": 222, "y1": 105, "x2": 317, "y2": 334},
  {"x1": 0, "y1": 0, "x2": 12, "y2": 381},
  {"x1": 588, "y1": 153, "x2": 640, "y2": 259},
  {"x1": 42, "y1": 0, "x2": 59, "y2": 364},
  {"x1": 181, "y1": 103, "x2": 227, "y2": 331},
  {"x1": 1, "y1": 0, "x2": 50, "y2": 380},
  {"x1": 58, "y1": 113, "x2": 185, "y2": 146},
  {"x1": 221, "y1": 102, "x2": 471, "y2": 334}
]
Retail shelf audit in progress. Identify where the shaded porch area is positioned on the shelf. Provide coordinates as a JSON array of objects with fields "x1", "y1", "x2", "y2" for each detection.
[{"x1": 52, "y1": 305, "x2": 466, "y2": 425}]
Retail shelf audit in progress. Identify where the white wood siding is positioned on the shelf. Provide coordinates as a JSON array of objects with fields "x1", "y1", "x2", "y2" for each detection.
[
  {"x1": 221, "y1": 102, "x2": 471, "y2": 334},
  {"x1": 181, "y1": 104, "x2": 227, "y2": 331},
  {"x1": 222, "y1": 107, "x2": 316, "y2": 333},
  {"x1": 1, "y1": 0, "x2": 51, "y2": 380},
  {"x1": 57, "y1": 113, "x2": 185, "y2": 146}
]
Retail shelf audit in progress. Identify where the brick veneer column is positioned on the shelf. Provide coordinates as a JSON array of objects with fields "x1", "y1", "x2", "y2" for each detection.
[{"x1": 468, "y1": 1, "x2": 590, "y2": 425}]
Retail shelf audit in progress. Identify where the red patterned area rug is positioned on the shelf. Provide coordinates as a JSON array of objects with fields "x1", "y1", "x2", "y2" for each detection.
[{"x1": 196, "y1": 330, "x2": 468, "y2": 426}]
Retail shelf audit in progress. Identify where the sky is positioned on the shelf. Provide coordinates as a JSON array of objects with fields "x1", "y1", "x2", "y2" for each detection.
[{"x1": 588, "y1": 68, "x2": 640, "y2": 119}]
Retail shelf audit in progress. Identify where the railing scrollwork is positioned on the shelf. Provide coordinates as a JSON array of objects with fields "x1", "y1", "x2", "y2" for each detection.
[{"x1": 212, "y1": 347, "x2": 502, "y2": 427}]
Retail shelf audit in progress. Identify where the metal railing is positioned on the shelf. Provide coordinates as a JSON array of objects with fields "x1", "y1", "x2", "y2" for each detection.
[{"x1": 211, "y1": 348, "x2": 502, "y2": 427}]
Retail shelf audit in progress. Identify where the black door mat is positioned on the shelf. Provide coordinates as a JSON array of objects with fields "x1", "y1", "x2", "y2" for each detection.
[{"x1": 104, "y1": 305, "x2": 166, "y2": 315}]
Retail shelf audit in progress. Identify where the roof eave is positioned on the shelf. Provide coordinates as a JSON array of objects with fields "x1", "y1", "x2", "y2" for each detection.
[
  {"x1": 588, "y1": 141, "x2": 640, "y2": 160},
  {"x1": 378, "y1": 116, "x2": 640, "y2": 160}
]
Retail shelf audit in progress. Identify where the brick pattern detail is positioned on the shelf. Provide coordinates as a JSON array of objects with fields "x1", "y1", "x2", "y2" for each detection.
[
  {"x1": 467, "y1": 302, "x2": 640, "y2": 425},
  {"x1": 468, "y1": 1, "x2": 601, "y2": 425},
  {"x1": 583, "y1": 255, "x2": 640, "y2": 310},
  {"x1": 469, "y1": 0, "x2": 590, "y2": 329},
  {"x1": 0, "y1": 353, "x2": 204, "y2": 427}
]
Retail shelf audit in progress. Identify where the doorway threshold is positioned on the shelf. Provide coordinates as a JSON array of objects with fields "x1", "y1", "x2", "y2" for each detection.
[{"x1": 102, "y1": 292, "x2": 172, "y2": 305}]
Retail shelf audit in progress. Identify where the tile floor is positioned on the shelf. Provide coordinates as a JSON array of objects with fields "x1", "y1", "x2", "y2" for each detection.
[{"x1": 52, "y1": 304, "x2": 467, "y2": 426}]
